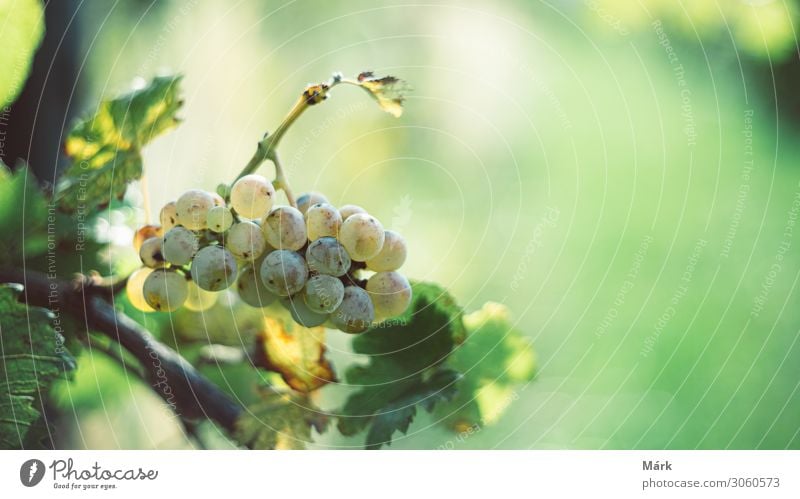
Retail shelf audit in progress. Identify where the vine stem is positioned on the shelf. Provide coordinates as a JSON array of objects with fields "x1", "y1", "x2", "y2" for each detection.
[{"x1": 231, "y1": 75, "x2": 363, "y2": 207}]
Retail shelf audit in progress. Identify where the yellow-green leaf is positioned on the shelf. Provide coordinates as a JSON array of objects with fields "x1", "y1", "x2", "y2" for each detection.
[
  {"x1": 234, "y1": 389, "x2": 328, "y2": 450},
  {"x1": 255, "y1": 310, "x2": 336, "y2": 393},
  {"x1": 55, "y1": 75, "x2": 183, "y2": 213},
  {"x1": 0, "y1": 0, "x2": 44, "y2": 108},
  {"x1": 356, "y1": 72, "x2": 409, "y2": 118}
]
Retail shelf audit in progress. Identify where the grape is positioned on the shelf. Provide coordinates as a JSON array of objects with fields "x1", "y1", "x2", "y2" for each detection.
[
  {"x1": 191, "y1": 245, "x2": 238, "y2": 291},
  {"x1": 176, "y1": 189, "x2": 215, "y2": 230},
  {"x1": 237, "y1": 264, "x2": 277, "y2": 307},
  {"x1": 366, "y1": 271, "x2": 412, "y2": 319},
  {"x1": 366, "y1": 230, "x2": 407, "y2": 271},
  {"x1": 339, "y1": 213, "x2": 385, "y2": 261},
  {"x1": 210, "y1": 192, "x2": 225, "y2": 206},
  {"x1": 226, "y1": 221, "x2": 266, "y2": 261},
  {"x1": 259, "y1": 250, "x2": 307, "y2": 296},
  {"x1": 143, "y1": 269, "x2": 188, "y2": 312},
  {"x1": 306, "y1": 203, "x2": 342, "y2": 241},
  {"x1": 162, "y1": 226, "x2": 198, "y2": 265},
  {"x1": 331, "y1": 286, "x2": 375, "y2": 333},
  {"x1": 159, "y1": 201, "x2": 178, "y2": 231},
  {"x1": 230, "y1": 174, "x2": 274, "y2": 219},
  {"x1": 296, "y1": 192, "x2": 328, "y2": 215},
  {"x1": 281, "y1": 296, "x2": 328, "y2": 327},
  {"x1": 184, "y1": 279, "x2": 218, "y2": 311},
  {"x1": 133, "y1": 224, "x2": 162, "y2": 252},
  {"x1": 305, "y1": 237, "x2": 351, "y2": 276},
  {"x1": 262, "y1": 206, "x2": 306, "y2": 251},
  {"x1": 207, "y1": 206, "x2": 233, "y2": 233},
  {"x1": 339, "y1": 204, "x2": 367, "y2": 221},
  {"x1": 304, "y1": 274, "x2": 344, "y2": 313},
  {"x1": 126, "y1": 267, "x2": 154, "y2": 312},
  {"x1": 139, "y1": 237, "x2": 166, "y2": 268}
]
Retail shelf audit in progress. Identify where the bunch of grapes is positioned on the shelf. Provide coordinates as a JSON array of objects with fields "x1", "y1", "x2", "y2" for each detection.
[{"x1": 127, "y1": 174, "x2": 412, "y2": 334}]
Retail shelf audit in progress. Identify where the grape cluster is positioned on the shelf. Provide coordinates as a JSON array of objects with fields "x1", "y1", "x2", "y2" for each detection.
[{"x1": 128, "y1": 174, "x2": 412, "y2": 334}]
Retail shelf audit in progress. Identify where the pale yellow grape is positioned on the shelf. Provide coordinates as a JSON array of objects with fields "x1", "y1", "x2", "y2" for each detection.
[
  {"x1": 126, "y1": 267, "x2": 154, "y2": 312},
  {"x1": 230, "y1": 174, "x2": 274, "y2": 219},
  {"x1": 184, "y1": 279, "x2": 218, "y2": 311},
  {"x1": 207, "y1": 205, "x2": 234, "y2": 233},
  {"x1": 191, "y1": 246, "x2": 238, "y2": 291},
  {"x1": 236, "y1": 264, "x2": 277, "y2": 307},
  {"x1": 331, "y1": 286, "x2": 375, "y2": 333},
  {"x1": 366, "y1": 271, "x2": 412, "y2": 319},
  {"x1": 227, "y1": 221, "x2": 267, "y2": 261},
  {"x1": 210, "y1": 192, "x2": 225, "y2": 206},
  {"x1": 339, "y1": 204, "x2": 367, "y2": 221},
  {"x1": 139, "y1": 237, "x2": 166, "y2": 268},
  {"x1": 304, "y1": 274, "x2": 344, "y2": 313},
  {"x1": 162, "y1": 226, "x2": 198, "y2": 265},
  {"x1": 281, "y1": 296, "x2": 328, "y2": 327},
  {"x1": 306, "y1": 203, "x2": 342, "y2": 241},
  {"x1": 159, "y1": 201, "x2": 178, "y2": 231},
  {"x1": 259, "y1": 249, "x2": 307, "y2": 296},
  {"x1": 339, "y1": 213, "x2": 385, "y2": 261},
  {"x1": 143, "y1": 269, "x2": 188, "y2": 312},
  {"x1": 133, "y1": 225, "x2": 161, "y2": 252},
  {"x1": 366, "y1": 230, "x2": 407, "y2": 271},
  {"x1": 305, "y1": 237, "x2": 351, "y2": 276},
  {"x1": 176, "y1": 189, "x2": 215, "y2": 230},
  {"x1": 262, "y1": 206, "x2": 306, "y2": 251},
  {"x1": 296, "y1": 192, "x2": 328, "y2": 215}
]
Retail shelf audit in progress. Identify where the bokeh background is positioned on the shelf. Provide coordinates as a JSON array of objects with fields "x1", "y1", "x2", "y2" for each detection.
[{"x1": 4, "y1": 0, "x2": 800, "y2": 449}]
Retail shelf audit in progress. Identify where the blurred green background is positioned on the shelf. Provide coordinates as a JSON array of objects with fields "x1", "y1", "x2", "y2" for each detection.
[{"x1": 8, "y1": 0, "x2": 800, "y2": 449}]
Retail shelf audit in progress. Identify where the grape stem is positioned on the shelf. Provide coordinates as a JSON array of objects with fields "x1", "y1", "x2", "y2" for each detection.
[{"x1": 231, "y1": 74, "x2": 364, "y2": 207}]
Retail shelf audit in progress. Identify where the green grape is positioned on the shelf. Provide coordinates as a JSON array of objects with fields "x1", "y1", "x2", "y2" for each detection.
[
  {"x1": 176, "y1": 189, "x2": 215, "y2": 230},
  {"x1": 126, "y1": 267, "x2": 154, "y2": 312},
  {"x1": 306, "y1": 202, "x2": 342, "y2": 241},
  {"x1": 162, "y1": 226, "x2": 198, "y2": 265},
  {"x1": 366, "y1": 230, "x2": 407, "y2": 271},
  {"x1": 339, "y1": 213, "x2": 385, "y2": 261},
  {"x1": 191, "y1": 245, "x2": 238, "y2": 291},
  {"x1": 366, "y1": 271, "x2": 412, "y2": 319},
  {"x1": 305, "y1": 237, "x2": 351, "y2": 276},
  {"x1": 339, "y1": 204, "x2": 366, "y2": 221},
  {"x1": 226, "y1": 221, "x2": 266, "y2": 261},
  {"x1": 139, "y1": 237, "x2": 166, "y2": 268},
  {"x1": 281, "y1": 295, "x2": 328, "y2": 327},
  {"x1": 143, "y1": 269, "x2": 188, "y2": 312},
  {"x1": 184, "y1": 279, "x2": 218, "y2": 311},
  {"x1": 296, "y1": 192, "x2": 328, "y2": 215},
  {"x1": 207, "y1": 205, "x2": 233, "y2": 233},
  {"x1": 230, "y1": 174, "x2": 275, "y2": 219},
  {"x1": 237, "y1": 264, "x2": 277, "y2": 307},
  {"x1": 259, "y1": 249, "x2": 307, "y2": 296},
  {"x1": 262, "y1": 206, "x2": 306, "y2": 251},
  {"x1": 331, "y1": 285, "x2": 375, "y2": 334},
  {"x1": 159, "y1": 201, "x2": 178, "y2": 231},
  {"x1": 304, "y1": 274, "x2": 344, "y2": 313}
]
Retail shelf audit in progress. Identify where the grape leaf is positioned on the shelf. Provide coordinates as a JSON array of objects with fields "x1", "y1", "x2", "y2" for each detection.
[
  {"x1": 355, "y1": 72, "x2": 409, "y2": 118},
  {"x1": 337, "y1": 282, "x2": 465, "y2": 448},
  {"x1": 0, "y1": 0, "x2": 44, "y2": 108},
  {"x1": 255, "y1": 309, "x2": 336, "y2": 393},
  {"x1": 0, "y1": 284, "x2": 76, "y2": 449},
  {"x1": 55, "y1": 75, "x2": 183, "y2": 213},
  {"x1": 234, "y1": 389, "x2": 328, "y2": 450},
  {"x1": 0, "y1": 163, "x2": 48, "y2": 266},
  {"x1": 435, "y1": 302, "x2": 536, "y2": 431}
]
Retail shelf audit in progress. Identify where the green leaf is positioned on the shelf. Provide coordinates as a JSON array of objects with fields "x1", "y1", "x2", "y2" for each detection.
[
  {"x1": 0, "y1": 163, "x2": 49, "y2": 266},
  {"x1": 0, "y1": 284, "x2": 76, "y2": 449},
  {"x1": 337, "y1": 282, "x2": 465, "y2": 448},
  {"x1": 435, "y1": 302, "x2": 536, "y2": 431},
  {"x1": 0, "y1": 0, "x2": 44, "y2": 108},
  {"x1": 55, "y1": 75, "x2": 183, "y2": 213},
  {"x1": 234, "y1": 390, "x2": 328, "y2": 450}
]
